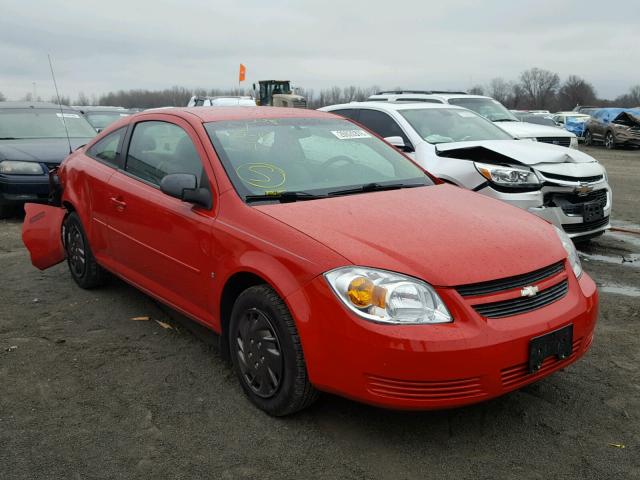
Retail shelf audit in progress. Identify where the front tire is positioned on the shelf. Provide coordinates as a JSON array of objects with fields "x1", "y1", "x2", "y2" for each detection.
[
  {"x1": 229, "y1": 285, "x2": 318, "y2": 416},
  {"x1": 583, "y1": 130, "x2": 593, "y2": 146},
  {"x1": 604, "y1": 131, "x2": 616, "y2": 150},
  {"x1": 63, "y1": 212, "x2": 106, "y2": 289}
]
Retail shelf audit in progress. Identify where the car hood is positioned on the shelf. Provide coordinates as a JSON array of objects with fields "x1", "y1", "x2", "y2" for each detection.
[
  {"x1": 495, "y1": 121, "x2": 573, "y2": 138},
  {"x1": 434, "y1": 139, "x2": 596, "y2": 166},
  {"x1": 255, "y1": 185, "x2": 566, "y2": 287},
  {"x1": 0, "y1": 138, "x2": 92, "y2": 164}
]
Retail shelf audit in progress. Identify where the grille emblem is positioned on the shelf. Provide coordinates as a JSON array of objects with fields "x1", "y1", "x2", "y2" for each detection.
[
  {"x1": 574, "y1": 182, "x2": 593, "y2": 196},
  {"x1": 520, "y1": 285, "x2": 539, "y2": 297}
]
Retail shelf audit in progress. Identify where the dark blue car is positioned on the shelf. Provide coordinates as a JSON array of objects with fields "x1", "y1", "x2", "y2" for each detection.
[{"x1": 0, "y1": 102, "x2": 96, "y2": 217}]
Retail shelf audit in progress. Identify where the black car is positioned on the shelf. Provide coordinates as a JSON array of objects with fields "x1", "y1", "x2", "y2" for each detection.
[
  {"x1": 0, "y1": 102, "x2": 96, "y2": 217},
  {"x1": 74, "y1": 106, "x2": 132, "y2": 132}
]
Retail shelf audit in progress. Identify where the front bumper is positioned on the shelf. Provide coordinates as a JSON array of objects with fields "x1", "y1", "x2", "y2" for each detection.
[
  {"x1": 477, "y1": 182, "x2": 612, "y2": 239},
  {"x1": 287, "y1": 270, "x2": 598, "y2": 410},
  {"x1": 0, "y1": 173, "x2": 51, "y2": 205}
]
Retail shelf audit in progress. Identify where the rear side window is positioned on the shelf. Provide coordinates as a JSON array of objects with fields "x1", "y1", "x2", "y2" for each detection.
[
  {"x1": 125, "y1": 121, "x2": 204, "y2": 187},
  {"x1": 329, "y1": 109, "x2": 359, "y2": 121},
  {"x1": 357, "y1": 110, "x2": 411, "y2": 146},
  {"x1": 87, "y1": 127, "x2": 126, "y2": 167}
]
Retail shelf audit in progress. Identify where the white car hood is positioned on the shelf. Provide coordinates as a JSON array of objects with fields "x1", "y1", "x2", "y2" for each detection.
[
  {"x1": 495, "y1": 121, "x2": 573, "y2": 138},
  {"x1": 434, "y1": 140, "x2": 597, "y2": 169}
]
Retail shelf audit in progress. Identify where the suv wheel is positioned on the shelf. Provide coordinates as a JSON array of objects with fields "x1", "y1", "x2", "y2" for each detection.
[
  {"x1": 229, "y1": 285, "x2": 318, "y2": 416},
  {"x1": 63, "y1": 212, "x2": 106, "y2": 289},
  {"x1": 583, "y1": 130, "x2": 593, "y2": 146},
  {"x1": 604, "y1": 131, "x2": 616, "y2": 150}
]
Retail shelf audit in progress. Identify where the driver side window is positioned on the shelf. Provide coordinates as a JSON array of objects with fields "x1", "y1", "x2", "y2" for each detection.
[{"x1": 125, "y1": 121, "x2": 204, "y2": 187}]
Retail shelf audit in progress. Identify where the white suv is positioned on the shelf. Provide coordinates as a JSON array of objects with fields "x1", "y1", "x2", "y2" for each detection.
[
  {"x1": 320, "y1": 101, "x2": 611, "y2": 239},
  {"x1": 367, "y1": 91, "x2": 578, "y2": 149}
]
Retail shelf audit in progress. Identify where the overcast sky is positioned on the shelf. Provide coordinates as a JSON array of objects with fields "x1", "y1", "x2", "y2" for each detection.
[{"x1": 1, "y1": 0, "x2": 638, "y2": 102}]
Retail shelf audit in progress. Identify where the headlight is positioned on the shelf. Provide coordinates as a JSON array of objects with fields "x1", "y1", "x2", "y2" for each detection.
[
  {"x1": 0, "y1": 161, "x2": 46, "y2": 175},
  {"x1": 554, "y1": 226, "x2": 582, "y2": 278},
  {"x1": 324, "y1": 267, "x2": 452, "y2": 324},
  {"x1": 569, "y1": 136, "x2": 578, "y2": 149},
  {"x1": 474, "y1": 162, "x2": 540, "y2": 188}
]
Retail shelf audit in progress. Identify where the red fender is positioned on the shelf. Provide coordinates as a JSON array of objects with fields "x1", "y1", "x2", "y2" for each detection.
[{"x1": 22, "y1": 203, "x2": 67, "y2": 270}]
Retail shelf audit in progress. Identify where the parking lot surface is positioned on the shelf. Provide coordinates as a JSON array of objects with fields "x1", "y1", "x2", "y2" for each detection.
[{"x1": 1, "y1": 147, "x2": 638, "y2": 480}]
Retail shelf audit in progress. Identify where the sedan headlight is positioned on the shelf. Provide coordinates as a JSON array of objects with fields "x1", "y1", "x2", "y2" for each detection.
[
  {"x1": 324, "y1": 267, "x2": 452, "y2": 324},
  {"x1": 0, "y1": 161, "x2": 46, "y2": 175},
  {"x1": 474, "y1": 162, "x2": 541, "y2": 188},
  {"x1": 554, "y1": 226, "x2": 582, "y2": 278}
]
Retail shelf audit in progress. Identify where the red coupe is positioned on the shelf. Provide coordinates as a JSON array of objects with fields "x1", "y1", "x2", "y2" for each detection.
[{"x1": 22, "y1": 107, "x2": 598, "y2": 415}]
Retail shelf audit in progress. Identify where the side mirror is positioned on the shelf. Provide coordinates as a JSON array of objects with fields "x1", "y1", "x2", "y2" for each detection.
[
  {"x1": 160, "y1": 173, "x2": 212, "y2": 209},
  {"x1": 384, "y1": 136, "x2": 414, "y2": 153}
]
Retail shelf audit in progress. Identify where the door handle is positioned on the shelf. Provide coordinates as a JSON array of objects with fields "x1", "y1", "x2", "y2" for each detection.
[{"x1": 110, "y1": 197, "x2": 127, "y2": 211}]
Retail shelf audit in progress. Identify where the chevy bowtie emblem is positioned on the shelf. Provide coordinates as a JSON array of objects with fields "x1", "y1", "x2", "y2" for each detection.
[
  {"x1": 575, "y1": 183, "x2": 593, "y2": 196},
  {"x1": 521, "y1": 285, "x2": 539, "y2": 297}
]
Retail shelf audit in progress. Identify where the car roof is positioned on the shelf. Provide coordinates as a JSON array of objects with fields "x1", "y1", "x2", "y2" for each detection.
[
  {"x1": 322, "y1": 101, "x2": 467, "y2": 112},
  {"x1": 368, "y1": 93, "x2": 491, "y2": 101},
  {"x1": 0, "y1": 101, "x2": 75, "y2": 110},
  {"x1": 136, "y1": 106, "x2": 332, "y2": 123}
]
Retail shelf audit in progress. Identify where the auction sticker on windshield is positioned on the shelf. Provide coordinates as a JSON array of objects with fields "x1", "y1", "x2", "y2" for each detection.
[
  {"x1": 56, "y1": 113, "x2": 81, "y2": 119},
  {"x1": 331, "y1": 129, "x2": 372, "y2": 140}
]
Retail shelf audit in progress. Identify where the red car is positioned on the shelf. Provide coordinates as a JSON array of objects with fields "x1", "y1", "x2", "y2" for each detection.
[{"x1": 22, "y1": 107, "x2": 598, "y2": 416}]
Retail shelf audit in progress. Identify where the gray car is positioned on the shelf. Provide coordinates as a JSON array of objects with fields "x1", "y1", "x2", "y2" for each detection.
[{"x1": 0, "y1": 102, "x2": 96, "y2": 217}]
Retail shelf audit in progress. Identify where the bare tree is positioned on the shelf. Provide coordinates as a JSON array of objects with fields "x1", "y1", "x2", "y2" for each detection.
[
  {"x1": 0, "y1": 91, "x2": 6, "y2": 102},
  {"x1": 75, "y1": 91, "x2": 91, "y2": 105},
  {"x1": 468, "y1": 85, "x2": 485, "y2": 95},
  {"x1": 557, "y1": 75, "x2": 597, "y2": 110},
  {"x1": 519, "y1": 68, "x2": 560, "y2": 109},
  {"x1": 629, "y1": 85, "x2": 640, "y2": 105},
  {"x1": 486, "y1": 78, "x2": 512, "y2": 105}
]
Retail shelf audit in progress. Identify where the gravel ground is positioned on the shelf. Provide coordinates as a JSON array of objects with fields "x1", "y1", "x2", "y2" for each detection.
[{"x1": 0, "y1": 146, "x2": 638, "y2": 480}]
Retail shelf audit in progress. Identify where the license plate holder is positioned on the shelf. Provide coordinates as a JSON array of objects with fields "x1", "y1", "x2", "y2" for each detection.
[
  {"x1": 528, "y1": 324, "x2": 573, "y2": 373},
  {"x1": 583, "y1": 201, "x2": 604, "y2": 223}
]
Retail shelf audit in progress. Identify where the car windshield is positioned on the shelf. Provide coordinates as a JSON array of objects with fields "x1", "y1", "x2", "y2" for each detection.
[
  {"x1": 0, "y1": 109, "x2": 97, "y2": 139},
  {"x1": 205, "y1": 117, "x2": 432, "y2": 202},
  {"x1": 447, "y1": 98, "x2": 518, "y2": 122},
  {"x1": 399, "y1": 108, "x2": 514, "y2": 144},
  {"x1": 85, "y1": 111, "x2": 130, "y2": 130},
  {"x1": 519, "y1": 115, "x2": 558, "y2": 127}
]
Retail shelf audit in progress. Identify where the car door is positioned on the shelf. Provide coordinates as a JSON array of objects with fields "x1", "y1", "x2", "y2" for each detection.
[{"x1": 104, "y1": 117, "x2": 216, "y2": 321}]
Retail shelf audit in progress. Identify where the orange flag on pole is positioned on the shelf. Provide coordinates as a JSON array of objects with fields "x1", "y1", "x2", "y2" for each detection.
[{"x1": 239, "y1": 64, "x2": 246, "y2": 83}]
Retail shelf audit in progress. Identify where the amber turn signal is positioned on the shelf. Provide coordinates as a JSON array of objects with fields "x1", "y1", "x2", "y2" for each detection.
[{"x1": 347, "y1": 276, "x2": 387, "y2": 309}]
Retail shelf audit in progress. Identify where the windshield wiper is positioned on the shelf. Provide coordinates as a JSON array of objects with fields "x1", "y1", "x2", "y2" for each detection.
[
  {"x1": 0, "y1": 137, "x2": 20, "y2": 140},
  {"x1": 245, "y1": 191, "x2": 325, "y2": 203},
  {"x1": 328, "y1": 182, "x2": 425, "y2": 197},
  {"x1": 493, "y1": 118, "x2": 517, "y2": 122}
]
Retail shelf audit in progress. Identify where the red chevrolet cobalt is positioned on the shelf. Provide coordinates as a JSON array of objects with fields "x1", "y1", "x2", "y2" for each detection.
[{"x1": 22, "y1": 107, "x2": 597, "y2": 416}]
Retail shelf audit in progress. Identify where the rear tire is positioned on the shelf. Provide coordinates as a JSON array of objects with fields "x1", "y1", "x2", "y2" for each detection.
[
  {"x1": 583, "y1": 130, "x2": 593, "y2": 146},
  {"x1": 229, "y1": 285, "x2": 318, "y2": 416},
  {"x1": 63, "y1": 212, "x2": 106, "y2": 289}
]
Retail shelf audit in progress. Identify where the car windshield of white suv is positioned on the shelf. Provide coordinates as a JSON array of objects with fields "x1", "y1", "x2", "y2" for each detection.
[
  {"x1": 206, "y1": 117, "x2": 432, "y2": 202},
  {"x1": 0, "y1": 109, "x2": 97, "y2": 139},
  {"x1": 399, "y1": 108, "x2": 514, "y2": 144},
  {"x1": 447, "y1": 98, "x2": 518, "y2": 122}
]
